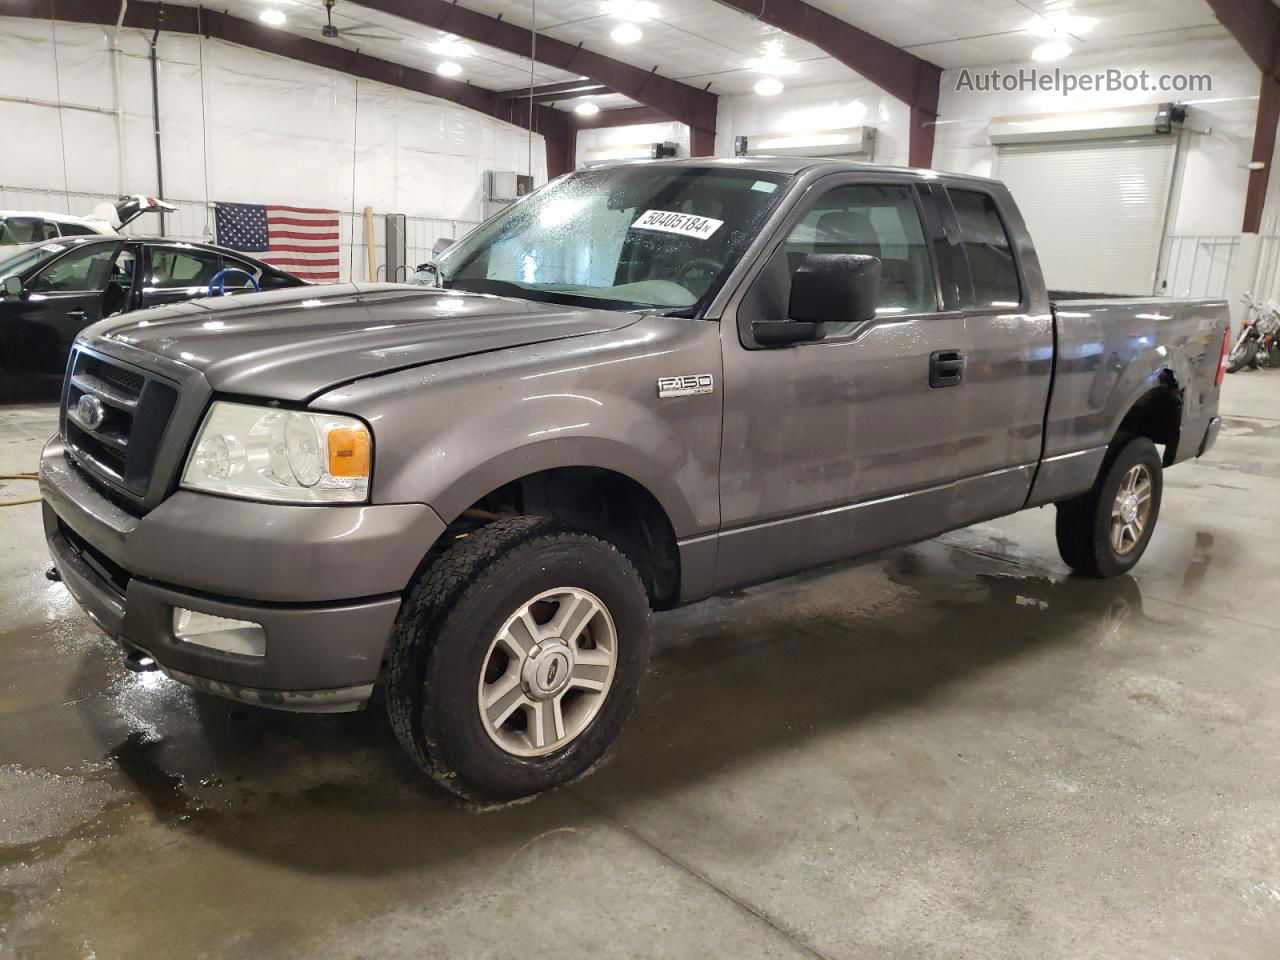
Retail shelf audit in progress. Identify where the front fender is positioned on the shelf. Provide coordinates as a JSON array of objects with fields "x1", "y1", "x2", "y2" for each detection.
[{"x1": 313, "y1": 316, "x2": 724, "y2": 540}]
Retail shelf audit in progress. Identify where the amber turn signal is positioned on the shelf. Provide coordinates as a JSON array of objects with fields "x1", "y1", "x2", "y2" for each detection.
[{"x1": 327, "y1": 426, "x2": 371, "y2": 478}]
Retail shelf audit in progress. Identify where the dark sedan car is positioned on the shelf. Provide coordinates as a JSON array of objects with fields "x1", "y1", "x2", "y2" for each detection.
[{"x1": 0, "y1": 236, "x2": 305, "y2": 377}]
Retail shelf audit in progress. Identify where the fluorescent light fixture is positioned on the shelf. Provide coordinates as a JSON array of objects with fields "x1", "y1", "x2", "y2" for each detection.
[
  {"x1": 754, "y1": 77, "x2": 784, "y2": 97},
  {"x1": 575, "y1": 101, "x2": 601, "y2": 116},
  {"x1": 1024, "y1": 13, "x2": 1098, "y2": 38},
  {"x1": 428, "y1": 34, "x2": 474, "y2": 57},
  {"x1": 611, "y1": 22, "x2": 643, "y2": 44},
  {"x1": 258, "y1": 8, "x2": 286, "y2": 26},
  {"x1": 436, "y1": 60, "x2": 463, "y2": 77},
  {"x1": 602, "y1": 0, "x2": 659, "y2": 20},
  {"x1": 1032, "y1": 40, "x2": 1072, "y2": 62}
]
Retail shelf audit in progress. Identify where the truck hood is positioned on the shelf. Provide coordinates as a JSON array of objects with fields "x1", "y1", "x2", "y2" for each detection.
[{"x1": 90, "y1": 283, "x2": 641, "y2": 401}]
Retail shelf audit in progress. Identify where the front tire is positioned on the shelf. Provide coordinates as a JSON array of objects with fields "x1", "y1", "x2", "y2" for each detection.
[
  {"x1": 386, "y1": 517, "x2": 651, "y2": 801},
  {"x1": 1055, "y1": 436, "x2": 1163, "y2": 578}
]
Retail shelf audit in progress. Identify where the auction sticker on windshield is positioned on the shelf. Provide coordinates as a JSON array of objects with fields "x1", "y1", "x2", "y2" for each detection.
[{"x1": 631, "y1": 210, "x2": 724, "y2": 240}]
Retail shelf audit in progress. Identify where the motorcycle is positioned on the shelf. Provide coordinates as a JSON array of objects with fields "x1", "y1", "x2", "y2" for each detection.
[{"x1": 1227, "y1": 294, "x2": 1280, "y2": 373}]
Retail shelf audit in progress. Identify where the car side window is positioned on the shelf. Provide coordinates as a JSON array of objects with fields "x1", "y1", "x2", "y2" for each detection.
[
  {"x1": 147, "y1": 247, "x2": 222, "y2": 289},
  {"x1": 783, "y1": 184, "x2": 937, "y2": 338},
  {"x1": 949, "y1": 189, "x2": 1021, "y2": 309},
  {"x1": 2, "y1": 217, "x2": 60, "y2": 244},
  {"x1": 30, "y1": 244, "x2": 120, "y2": 293},
  {"x1": 57, "y1": 222, "x2": 99, "y2": 237},
  {"x1": 220, "y1": 256, "x2": 263, "y2": 288}
]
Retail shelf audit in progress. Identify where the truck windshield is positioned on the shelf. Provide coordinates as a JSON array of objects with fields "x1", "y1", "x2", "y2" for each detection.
[{"x1": 437, "y1": 165, "x2": 791, "y2": 313}]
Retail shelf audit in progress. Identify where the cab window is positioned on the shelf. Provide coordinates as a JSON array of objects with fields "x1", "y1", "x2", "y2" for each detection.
[
  {"x1": 948, "y1": 189, "x2": 1021, "y2": 309},
  {"x1": 30, "y1": 243, "x2": 121, "y2": 293},
  {"x1": 784, "y1": 184, "x2": 937, "y2": 334}
]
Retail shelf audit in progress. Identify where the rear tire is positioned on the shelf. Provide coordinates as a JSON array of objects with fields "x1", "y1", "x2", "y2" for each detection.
[
  {"x1": 1055, "y1": 436, "x2": 1163, "y2": 578},
  {"x1": 386, "y1": 516, "x2": 651, "y2": 802},
  {"x1": 1227, "y1": 339, "x2": 1258, "y2": 373}
]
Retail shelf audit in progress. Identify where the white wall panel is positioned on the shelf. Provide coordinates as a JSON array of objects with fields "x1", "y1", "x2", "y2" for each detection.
[
  {"x1": 713, "y1": 78, "x2": 912, "y2": 167},
  {"x1": 933, "y1": 35, "x2": 1260, "y2": 238},
  {"x1": 996, "y1": 138, "x2": 1176, "y2": 295},
  {"x1": 0, "y1": 14, "x2": 543, "y2": 283}
]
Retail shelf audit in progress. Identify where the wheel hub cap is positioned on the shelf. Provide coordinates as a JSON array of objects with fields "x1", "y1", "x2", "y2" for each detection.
[
  {"x1": 522, "y1": 641, "x2": 575, "y2": 700},
  {"x1": 1119, "y1": 494, "x2": 1139, "y2": 524}
]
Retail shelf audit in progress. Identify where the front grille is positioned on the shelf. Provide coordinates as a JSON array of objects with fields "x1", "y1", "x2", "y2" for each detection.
[{"x1": 62, "y1": 349, "x2": 179, "y2": 502}]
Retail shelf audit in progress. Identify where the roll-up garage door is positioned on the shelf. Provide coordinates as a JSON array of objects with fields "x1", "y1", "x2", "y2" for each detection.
[{"x1": 995, "y1": 137, "x2": 1176, "y2": 296}]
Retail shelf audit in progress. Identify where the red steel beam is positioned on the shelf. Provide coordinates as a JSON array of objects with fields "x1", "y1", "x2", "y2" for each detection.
[
  {"x1": 712, "y1": 0, "x2": 941, "y2": 167},
  {"x1": 1205, "y1": 0, "x2": 1280, "y2": 231},
  {"x1": 349, "y1": 0, "x2": 718, "y2": 151},
  {"x1": 12, "y1": 0, "x2": 575, "y2": 177}
]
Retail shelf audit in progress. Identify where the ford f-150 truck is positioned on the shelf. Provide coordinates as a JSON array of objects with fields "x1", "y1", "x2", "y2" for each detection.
[{"x1": 40, "y1": 158, "x2": 1230, "y2": 800}]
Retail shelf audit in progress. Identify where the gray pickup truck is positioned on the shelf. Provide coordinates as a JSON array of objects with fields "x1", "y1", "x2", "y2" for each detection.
[{"x1": 40, "y1": 158, "x2": 1230, "y2": 800}]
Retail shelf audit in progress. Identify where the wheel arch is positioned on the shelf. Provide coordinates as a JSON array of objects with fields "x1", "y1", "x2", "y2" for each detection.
[{"x1": 425, "y1": 452, "x2": 686, "y2": 610}]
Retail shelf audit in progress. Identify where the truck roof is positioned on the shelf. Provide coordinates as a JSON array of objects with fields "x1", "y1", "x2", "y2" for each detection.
[{"x1": 593, "y1": 155, "x2": 1005, "y2": 188}]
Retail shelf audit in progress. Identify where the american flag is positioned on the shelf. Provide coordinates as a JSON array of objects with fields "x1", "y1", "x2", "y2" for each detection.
[{"x1": 214, "y1": 202, "x2": 340, "y2": 282}]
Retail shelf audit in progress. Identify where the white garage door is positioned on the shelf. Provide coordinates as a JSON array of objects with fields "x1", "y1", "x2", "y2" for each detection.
[{"x1": 995, "y1": 137, "x2": 1177, "y2": 296}]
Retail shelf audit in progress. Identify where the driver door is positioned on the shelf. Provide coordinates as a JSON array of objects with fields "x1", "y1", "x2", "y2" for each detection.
[
  {"x1": 5, "y1": 240, "x2": 124, "y2": 376},
  {"x1": 715, "y1": 176, "x2": 967, "y2": 589}
]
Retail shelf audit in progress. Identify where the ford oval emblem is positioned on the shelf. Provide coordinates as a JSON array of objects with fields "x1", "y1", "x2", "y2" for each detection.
[{"x1": 76, "y1": 394, "x2": 106, "y2": 432}]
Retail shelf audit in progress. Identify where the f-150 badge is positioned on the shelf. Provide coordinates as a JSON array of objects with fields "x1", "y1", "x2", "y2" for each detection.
[{"x1": 658, "y1": 374, "x2": 714, "y2": 398}]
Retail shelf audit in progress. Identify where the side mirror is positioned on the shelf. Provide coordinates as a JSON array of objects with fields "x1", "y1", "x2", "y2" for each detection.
[
  {"x1": 2, "y1": 275, "x2": 23, "y2": 298},
  {"x1": 750, "y1": 253, "x2": 881, "y2": 347}
]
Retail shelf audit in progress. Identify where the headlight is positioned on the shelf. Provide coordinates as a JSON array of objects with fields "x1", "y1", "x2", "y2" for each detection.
[{"x1": 182, "y1": 401, "x2": 371, "y2": 504}]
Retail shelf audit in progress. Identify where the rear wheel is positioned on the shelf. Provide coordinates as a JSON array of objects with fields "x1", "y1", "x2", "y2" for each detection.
[
  {"x1": 1055, "y1": 436, "x2": 1163, "y2": 578},
  {"x1": 386, "y1": 516, "x2": 651, "y2": 801},
  {"x1": 1227, "y1": 339, "x2": 1258, "y2": 373}
]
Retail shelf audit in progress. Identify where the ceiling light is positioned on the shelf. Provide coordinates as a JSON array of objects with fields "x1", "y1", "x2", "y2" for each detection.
[
  {"x1": 611, "y1": 22, "x2": 643, "y2": 44},
  {"x1": 258, "y1": 8, "x2": 286, "y2": 26},
  {"x1": 746, "y1": 39, "x2": 798, "y2": 76},
  {"x1": 602, "y1": 0, "x2": 659, "y2": 21},
  {"x1": 754, "y1": 77, "x2": 784, "y2": 97},
  {"x1": 575, "y1": 101, "x2": 601, "y2": 116},
  {"x1": 1031, "y1": 39, "x2": 1072, "y2": 62},
  {"x1": 428, "y1": 34, "x2": 474, "y2": 58},
  {"x1": 436, "y1": 61, "x2": 463, "y2": 77},
  {"x1": 1025, "y1": 13, "x2": 1098, "y2": 38}
]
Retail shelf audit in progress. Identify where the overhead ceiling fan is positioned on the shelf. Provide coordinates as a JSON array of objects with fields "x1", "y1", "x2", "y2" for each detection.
[{"x1": 319, "y1": 0, "x2": 400, "y2": 43}]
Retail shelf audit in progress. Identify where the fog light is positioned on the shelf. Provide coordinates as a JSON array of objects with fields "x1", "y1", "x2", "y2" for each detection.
[{"x1": 173, "y1": 608, "x2": 266, "y2": 657}]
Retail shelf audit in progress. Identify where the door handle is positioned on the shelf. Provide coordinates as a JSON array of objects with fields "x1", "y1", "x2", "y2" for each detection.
[
  {"x1": 929, "y1": 349, "x2": 965, "y2": 388},
  {"x1": 66, "y1": 309, "x2": 87, "y2": 319}
]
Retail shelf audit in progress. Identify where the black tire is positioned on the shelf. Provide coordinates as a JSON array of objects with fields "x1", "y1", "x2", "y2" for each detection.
[
  {"x1": 1054, "y1": 435, "x2": 1163, "y2": 578},
  {"x1": 386, "y1": 516, "x2": 651, "y2": 802},
  {"x1": 1227, "y1": 339, "x2": 1258, "y2": 373}
]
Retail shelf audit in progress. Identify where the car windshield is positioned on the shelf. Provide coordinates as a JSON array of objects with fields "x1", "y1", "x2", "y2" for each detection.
[
  {"x1": 436, "y1": 164, "x2": 791, "y2": 313},
  {"x1": 0, "y1": 242, "x2": 59, "y2": 282}
]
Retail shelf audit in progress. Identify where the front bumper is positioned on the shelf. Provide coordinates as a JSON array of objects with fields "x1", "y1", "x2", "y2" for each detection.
[{"x1": 40, "y1": 437, "x2": 447, "y2": 712}]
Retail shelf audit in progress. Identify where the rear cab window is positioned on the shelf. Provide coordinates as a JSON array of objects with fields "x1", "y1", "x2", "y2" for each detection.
[{"x1": 948, "y1": 189, "x2": 1022, "y2": 309}]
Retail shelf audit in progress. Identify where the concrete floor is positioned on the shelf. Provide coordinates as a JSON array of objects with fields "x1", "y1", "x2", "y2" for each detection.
[{"x1": 2, "y1": 372, "x2": 1279, "y2": 960}]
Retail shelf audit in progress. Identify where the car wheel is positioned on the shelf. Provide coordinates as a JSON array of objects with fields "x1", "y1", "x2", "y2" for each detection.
[
  {"x1": 1055, "y1": 435, "x2": 1163, "y2": 578},
  {"x1": 386, "y1": 516, "x2": 651, "y2": 801}
]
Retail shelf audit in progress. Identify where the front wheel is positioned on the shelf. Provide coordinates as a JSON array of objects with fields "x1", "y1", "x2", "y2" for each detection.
[
  {"x1": 1055, "y1": 436, "x2": 1163, "y2": 578},
  {"x1": 386, "y1": 516, "x2": 651, "y2": 802}
]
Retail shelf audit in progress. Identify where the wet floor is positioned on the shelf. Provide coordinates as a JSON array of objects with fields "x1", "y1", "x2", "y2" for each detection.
[{"x1": 2, "y1": 374, "x2": 1280, "y2": 959}]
